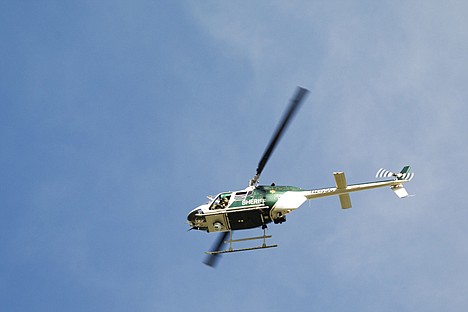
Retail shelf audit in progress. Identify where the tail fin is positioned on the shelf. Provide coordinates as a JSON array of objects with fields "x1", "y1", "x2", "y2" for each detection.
[
  {"x1": 391, "y1": 184, "x2": 410, "y2": 198},
  {"x1": 376, "y1": 166, "x2": 414, "y2": 181}
]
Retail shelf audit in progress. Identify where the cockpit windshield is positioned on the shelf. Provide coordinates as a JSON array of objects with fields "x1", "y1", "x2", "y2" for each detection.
[{"x1": 209, "y1": 192, "x2": 231, "y2": 210}]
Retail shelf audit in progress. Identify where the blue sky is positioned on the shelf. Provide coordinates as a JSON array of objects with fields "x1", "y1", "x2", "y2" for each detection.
[{"x1": 1, "y1": 1, "x2": 468, "y2": 311}]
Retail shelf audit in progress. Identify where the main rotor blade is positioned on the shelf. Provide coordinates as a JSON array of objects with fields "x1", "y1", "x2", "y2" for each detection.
[
  {"x1": 250, "y1": 87, "x2": 309, "y2": 186},
  {"x1": 203, "y1": 231, "x2": 229, "y2": 268}
]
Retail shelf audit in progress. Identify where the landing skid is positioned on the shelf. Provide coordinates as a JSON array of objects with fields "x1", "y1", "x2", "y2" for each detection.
[
  {"x1": 205, "y1": 245, "x2": 278, "y2": 255},
  {"x1": 205, "y1": 228, "x2": 278, "y2": 255}
]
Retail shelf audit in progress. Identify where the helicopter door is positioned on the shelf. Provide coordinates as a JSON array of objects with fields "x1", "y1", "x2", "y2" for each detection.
[{"x1": 205, "y1": 213, "x2": 230, "y2": 232}]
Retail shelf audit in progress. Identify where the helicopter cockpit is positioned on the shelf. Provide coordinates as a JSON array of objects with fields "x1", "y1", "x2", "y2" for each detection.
[{"x1": 209, "y1": 193, "x2": 231, "y2": 210}]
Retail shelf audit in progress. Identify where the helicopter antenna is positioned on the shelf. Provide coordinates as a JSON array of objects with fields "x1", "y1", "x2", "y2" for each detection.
[{"x1": 249, "y1": 87, "x2": 309, "y2": 186}]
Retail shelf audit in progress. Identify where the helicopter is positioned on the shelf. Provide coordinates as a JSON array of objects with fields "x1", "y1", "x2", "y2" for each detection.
[{"x1": 187, "y1": 87, "x2": 414, "y2": 267}]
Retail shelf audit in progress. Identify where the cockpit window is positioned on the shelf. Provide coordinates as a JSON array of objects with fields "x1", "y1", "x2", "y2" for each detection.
[
  {"x1": 210, "y1": 193, "x2": 231, "y2": 210},
  {"x1": 234, "y1": 191, "x2": 247, "y2": 201}
]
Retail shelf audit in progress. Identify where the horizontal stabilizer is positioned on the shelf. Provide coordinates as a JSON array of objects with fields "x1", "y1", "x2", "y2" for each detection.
[
  {"x1": 339, "y1": 194, "x2": 352, "y2": 209},
  {"x1": 334, "y1": 172, "x2": 352, "y2": 209}
]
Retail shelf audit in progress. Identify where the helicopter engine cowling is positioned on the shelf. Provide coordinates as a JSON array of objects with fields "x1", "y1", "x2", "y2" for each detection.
[{"x1": 270, "y1": 191, "x2": 307, "y2": 221}]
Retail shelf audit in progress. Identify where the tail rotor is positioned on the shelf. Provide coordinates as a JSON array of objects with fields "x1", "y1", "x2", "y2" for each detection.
[{"x1": 376, "y1": 166, "x2": 414, "y2": 181}]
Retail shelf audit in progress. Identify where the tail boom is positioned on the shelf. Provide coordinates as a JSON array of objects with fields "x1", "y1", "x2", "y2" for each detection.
[
  {"x1": 271, "y1": 167, "x2": 414, "y2": 213},
  {"x1": 302, "y1": 166, "x2": 414, "y2": 208},
  {"x1": 303, "y1": 178, "x2": 410, "y2": 201}
]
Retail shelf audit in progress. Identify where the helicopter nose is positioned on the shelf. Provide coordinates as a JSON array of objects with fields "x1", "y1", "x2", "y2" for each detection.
[
  {"x1": 187, "y1": 205, "x2": 204, "y2": 224},
  {"x1": 187, "y1": 209, "x2": 198, "y2": 223},
  {"x1": 187, "y1": 204, "x2": 209, "y2": 230}
]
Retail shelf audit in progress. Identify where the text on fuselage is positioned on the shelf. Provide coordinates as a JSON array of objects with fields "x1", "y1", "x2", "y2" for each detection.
[
  {"x1": 242, "y1": 198, "x2": 266, "y2": 206},
  {"x1": 310, "y1": 188, "x2": 334, "y2": 195}
]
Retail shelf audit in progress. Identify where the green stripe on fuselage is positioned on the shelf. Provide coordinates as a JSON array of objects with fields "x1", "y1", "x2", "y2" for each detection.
[{"x1": 228, "y1": 185, "x2": 305, "y2": 209}]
